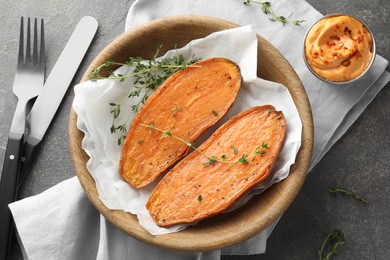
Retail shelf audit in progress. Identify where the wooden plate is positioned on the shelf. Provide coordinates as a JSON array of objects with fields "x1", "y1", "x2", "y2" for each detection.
[{"x1": 69, "y1": 15, "x2": 313, "y2": 252}]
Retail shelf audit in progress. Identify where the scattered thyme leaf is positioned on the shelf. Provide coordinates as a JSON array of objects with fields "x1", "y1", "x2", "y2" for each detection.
[
  {"x1": 118, "y1": 135, "x2": 125, "y2": 146},
  {"x1": 204, "y1": 156, "x2": 218, "y2": 166},
  {"x1": 172, "y1": 106, "x2": 183, "y2": 117},
  {"x1": 198, "y1": 194, "x2": 203, "y2": 202},
  {"x1": 148, "y1": 123, "x2": 155, "y2": 133},
  {"x1": 243, "y1": 0, "x2": 305, "y2": 26},
  {"x1": 231, "y1": 145, "x2": 238, "y2": 155},
  {"x1": 163, "y1": 129, "x2": 172, "y2": 138},
  {"x1": 212, "y1": 110, "x2": 218, "y2": 116},
  {"x1": 110, "y1": 104, "x2": 121, "y2": 119},
  {"x1": 329, "y1": 188, "x2": 368, "y2": 204},
  {"x1": 292, "y1": 19, "x2": 306, "y2": 26},
  {"x1": 238, "y1": 154, "x2": 249, "y2": 164},
  {"x1": 318, "y1": 229, "x2": 345, "y2": 260},
  {"x1": 137, "y1": 139, "x2": 144, "y2": 143},
  {"x1": 254, "y1": 143, "x2": 268, "y2": 154},
  {"x1": 117, "y1": 124, "x2": 127, "y2": 133},
  {"x1": 110, "y1": 125, "x2": 116, "y2": 134}
]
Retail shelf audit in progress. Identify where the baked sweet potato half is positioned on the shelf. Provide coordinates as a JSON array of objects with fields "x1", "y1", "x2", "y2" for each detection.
[
  {"x1": 146, "y1": 105, "x2": 286, "y2": 226},
  {"x1": 120, "y1": 58, "x2": 241, "y2": 188}
]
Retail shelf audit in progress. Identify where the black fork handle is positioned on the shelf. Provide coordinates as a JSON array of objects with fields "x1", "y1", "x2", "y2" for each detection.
[{"x1": 0, "y1": 133, "x2": 23, "y2": 260}]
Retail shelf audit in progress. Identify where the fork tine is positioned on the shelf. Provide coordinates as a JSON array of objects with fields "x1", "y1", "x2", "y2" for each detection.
[
  {"x1": 26, "y1": 17, "x2": 31, "y2": 64},
  {"x1": 32, "y1": 18, "x2": 38, "y2": 65},
  {"x1": 39, "y1": 18, "x2": 45, "y2": 67},
  {"x1": 17, "y1": 17, "x2": 24, "y2": 65}
]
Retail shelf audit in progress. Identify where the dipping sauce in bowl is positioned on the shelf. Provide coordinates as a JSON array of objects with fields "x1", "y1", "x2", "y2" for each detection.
[{"x1": 304, "y1": 14, "x2": 375, "y2": 83}]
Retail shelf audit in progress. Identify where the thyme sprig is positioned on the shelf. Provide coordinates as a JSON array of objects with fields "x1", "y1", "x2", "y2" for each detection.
[
  {"x1": 88, "y1": 45, "x2": 200, "y2": 145},
  {"x1": 137, "y1": 123, "x2": 268, "y2": 166},
  {"x1": 329, "y1": 188, "x2": 368, "y2": 204},
  {"x1": 243, "y1": 0, "x2": 305, "y2": 26},
  {"x1": 318, "y1": 229, "x2": 345, "y2": 260}
]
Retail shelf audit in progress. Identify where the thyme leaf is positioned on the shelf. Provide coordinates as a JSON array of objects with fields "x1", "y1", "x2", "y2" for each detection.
[
  {"x1": 231, "y1": 145, "x2": 238, "y2": 155},
  {"x1": 148, "y1": 123, "x2": 155, "y2": 133},
  {"x1": 110, "y1": 103, "x2": 121, "y2": 119},
  {"x1": 255, "y1": 143, "x2": 268, "y2": 154},
  {"x1": 172, "y1": 106, "x2": 183, "y2": 117},
  {"x1": 163, "y1": 129, "x2": 172, "y2": 138},
  {"x1": 243, "y1": 0, "x2": 305, "y2": 26},
  {"x1": 238, "y1": 154, "x2": 249, "y2": 164},
  {"x1": 203, "y1": 156, "x2": 218, "y2": 166},
  {"x1": 118, "y1": 135, "x2": 125, "y2": 146}
]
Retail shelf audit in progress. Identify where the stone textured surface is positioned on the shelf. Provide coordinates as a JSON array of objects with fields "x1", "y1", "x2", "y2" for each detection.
[{"x1": 0, "y1": 0, "x2": 388, "y2": 259}]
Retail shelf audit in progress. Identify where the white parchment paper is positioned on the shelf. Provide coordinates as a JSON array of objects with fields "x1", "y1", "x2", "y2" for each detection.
[{"x1": 72, "y1": 25, "x2": 302, "y2": 235}]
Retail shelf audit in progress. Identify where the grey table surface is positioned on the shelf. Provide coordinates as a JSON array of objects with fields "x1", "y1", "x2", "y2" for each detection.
[{"x1": 0, "y1": 0, "x2": 389, "y2": 259}]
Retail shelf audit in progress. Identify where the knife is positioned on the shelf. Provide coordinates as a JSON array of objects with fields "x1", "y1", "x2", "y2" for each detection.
[{"x1": 19, "y1": 16, "x2": 98, "y2": 183}]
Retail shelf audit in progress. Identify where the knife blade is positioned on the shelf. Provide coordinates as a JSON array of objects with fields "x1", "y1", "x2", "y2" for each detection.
[{"x1": 19, "y1": 16, "x2": 98, "y2": 183}]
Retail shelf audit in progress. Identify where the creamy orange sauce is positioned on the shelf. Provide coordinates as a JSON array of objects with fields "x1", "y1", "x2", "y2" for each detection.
[{"x1": 304, "y1": 15, "x2": 373, "y2": 82}]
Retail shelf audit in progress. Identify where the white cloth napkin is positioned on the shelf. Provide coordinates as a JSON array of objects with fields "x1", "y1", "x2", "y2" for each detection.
[{"x1": 9, "y1": 0, "x2": 390, "y2": 259}]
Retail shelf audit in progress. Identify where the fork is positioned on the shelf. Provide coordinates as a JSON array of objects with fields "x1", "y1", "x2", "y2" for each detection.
[{"x1": 0, "y1": 17, "x2": 45, "y2": 260}]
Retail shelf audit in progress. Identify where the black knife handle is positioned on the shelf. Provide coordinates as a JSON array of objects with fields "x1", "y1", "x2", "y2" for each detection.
[
  {"x1": 19, "y1": 135, "x2": 41, "y2": 186},
  {"x1": 0, "y1": 133, "x2": 23, "y2": 260}
]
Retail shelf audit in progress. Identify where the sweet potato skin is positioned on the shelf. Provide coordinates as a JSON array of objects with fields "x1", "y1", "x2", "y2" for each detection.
[
  {"x1": 120, "y1": 58, "x2": 241, "y2": 188},
  {"x1": 146, "y1": 105, "x2": 286, "y2": 227}
]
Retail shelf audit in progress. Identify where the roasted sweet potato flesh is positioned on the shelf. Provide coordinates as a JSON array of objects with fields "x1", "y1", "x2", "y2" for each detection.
[
  {"x1": 120, "y1": 58, "x2": 241, "y2": 188},
  {"x1": 146, "y1": 105, "x2": 286, "y2": 226}
]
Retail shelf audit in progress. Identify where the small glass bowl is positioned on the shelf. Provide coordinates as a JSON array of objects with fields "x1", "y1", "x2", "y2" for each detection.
[{"x1": 303, "y1": 13, "x2": 376, "y2": 85}]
